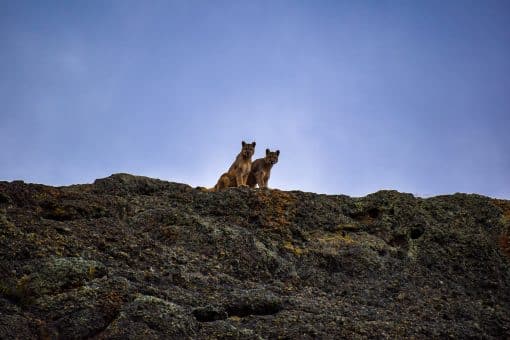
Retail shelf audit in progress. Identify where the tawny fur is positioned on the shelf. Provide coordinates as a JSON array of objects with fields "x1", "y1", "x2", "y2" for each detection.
[
  {"x1": 213, "y1": 141, "x2": 256, "y2": 191},
  {"x1": 247, "y1": 149, "x2": 279, "y2": 189}
]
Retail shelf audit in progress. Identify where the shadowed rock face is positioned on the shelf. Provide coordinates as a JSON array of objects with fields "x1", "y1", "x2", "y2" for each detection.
[{"x1": 0, "y1": 173, "x2": 509, "y2": 339}]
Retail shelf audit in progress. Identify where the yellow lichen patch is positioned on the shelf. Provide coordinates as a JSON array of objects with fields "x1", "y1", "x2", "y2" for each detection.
[
  {"x1": 26, "y1": 233, "x2": 38, "y2": 242},
  {"x1": 283, "y1": 241, "x2": 305, "y2": 256},
  {"x1": 229, "y1": 316, "x2": 241, "y2": 322},
  {"x1": 54, "y1": 247, "x2": 64, "y2": 257},
  {"x1": 254, "y1": 189, "x2": 296, "y2": 229},
  {"x1": 317, "y1": 233, "x2": 355, "y2": 246},
  {"x1": 493, "y1": 199, "x2": 510, "y2": 224},
  {"x1": 313, "y1": 232, "x2": 357, "y2": 255},
  {"x1": 88, "y1": 266, "x2": 96, "y2": 280},
  {"x1": 35, "y1": 187, "x2": 62, "y2": 201},
  {"x1": 52, "y1": 207, "x2": 70, "y2": 218},
  {"x1": 340, "y1": 223, "x2": 361, "y2": 230}
]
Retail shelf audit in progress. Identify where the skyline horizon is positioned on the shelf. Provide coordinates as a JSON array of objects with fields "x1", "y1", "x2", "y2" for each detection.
[{"x1": 1, "y1": 1, "x2": 509, "y2": 199}]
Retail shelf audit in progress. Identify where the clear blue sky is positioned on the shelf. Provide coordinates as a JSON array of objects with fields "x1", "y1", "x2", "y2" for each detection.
[{"x1": 1, "y1": 0, "x2": 509, "y2": 198}]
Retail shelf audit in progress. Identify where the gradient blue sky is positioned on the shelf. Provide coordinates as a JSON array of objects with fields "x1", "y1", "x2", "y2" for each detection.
[{"x1": 1, "y1": 0, "x2": 509, "y2": 197}]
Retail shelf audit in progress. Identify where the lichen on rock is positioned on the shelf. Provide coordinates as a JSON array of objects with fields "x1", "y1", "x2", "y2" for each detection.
[{"x1": 0, "y1": 174, "x2": 508, "y2": 338}]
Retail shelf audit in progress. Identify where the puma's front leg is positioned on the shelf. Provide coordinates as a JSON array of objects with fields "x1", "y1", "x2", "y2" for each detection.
[
  {"x1": 236, "y1": 173, "x2": 245, "y2": 187},
  {"x1": 241, "y1": 173, "x2": 250, "y2": 186},
  {"x1": 262, "y1": 175, "x2": 270, "y2": 188}
]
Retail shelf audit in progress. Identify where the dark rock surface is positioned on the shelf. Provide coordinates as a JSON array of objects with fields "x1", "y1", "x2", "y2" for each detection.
[{"x1": 1, "y1": 173, "x2": 509, "y2": 339}]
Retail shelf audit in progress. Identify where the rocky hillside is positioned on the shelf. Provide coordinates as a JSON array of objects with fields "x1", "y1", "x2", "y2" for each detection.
[{"x1": 0, "y1": 173, "x2": 509, "y2": 339}]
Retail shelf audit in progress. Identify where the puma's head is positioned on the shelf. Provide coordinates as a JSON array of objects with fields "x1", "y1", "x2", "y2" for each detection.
[
  {"x1": 265, "y1": 149, "x2": 280, "y2": 165},
  {"x1": 241, "y1": 141, "x2": 256, "y2": 158}
]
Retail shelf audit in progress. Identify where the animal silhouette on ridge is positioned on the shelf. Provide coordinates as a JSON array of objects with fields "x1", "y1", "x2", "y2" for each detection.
[
  {"x1": 213, "y1": 141, "x2": 256, "y2": 191},
  {"x1": 247, "y1": 148, "x2": 280, "y2": 189}
]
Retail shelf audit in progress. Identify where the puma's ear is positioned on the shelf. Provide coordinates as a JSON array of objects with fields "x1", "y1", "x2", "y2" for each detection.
[
  {"x1": 266, "y1": 148, "x2": 270, "y2": 155},
  {"x1": 276, "y1": 150, "x2": 280, "y2": 156},
  {"x1": 242, "y1": 141, "x2": 246, "y2": 146},
  {"x1": 252, "y1": 141, "x2": 256, "y2": 147}
]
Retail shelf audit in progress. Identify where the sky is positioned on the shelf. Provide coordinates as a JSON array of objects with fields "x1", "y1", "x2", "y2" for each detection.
[{"x1": 1, "y1": 0, "x2": 509, "y2": 198}]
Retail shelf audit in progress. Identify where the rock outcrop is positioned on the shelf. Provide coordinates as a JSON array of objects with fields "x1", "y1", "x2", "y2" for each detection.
[{"x1": 1, "y1": 173, "x2": 509, "y2": 338}]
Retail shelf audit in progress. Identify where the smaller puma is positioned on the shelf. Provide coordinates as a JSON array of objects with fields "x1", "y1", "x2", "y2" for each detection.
[
  {"x1": 214, "y1": 141, "x2": 256, "y2": 191},
  {"x1": 247, "y1": 149, "x2": 279, "y2": 189}
]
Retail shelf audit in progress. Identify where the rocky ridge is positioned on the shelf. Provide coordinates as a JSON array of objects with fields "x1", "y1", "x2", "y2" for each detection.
[{"x1": 0, "y1": 173, "x2": 509, "y2": 338}]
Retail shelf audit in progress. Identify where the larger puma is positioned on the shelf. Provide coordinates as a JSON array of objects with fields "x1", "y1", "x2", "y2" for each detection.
[{"x1": 213, "y1": 141, "x2": 256, "y2": 191}]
